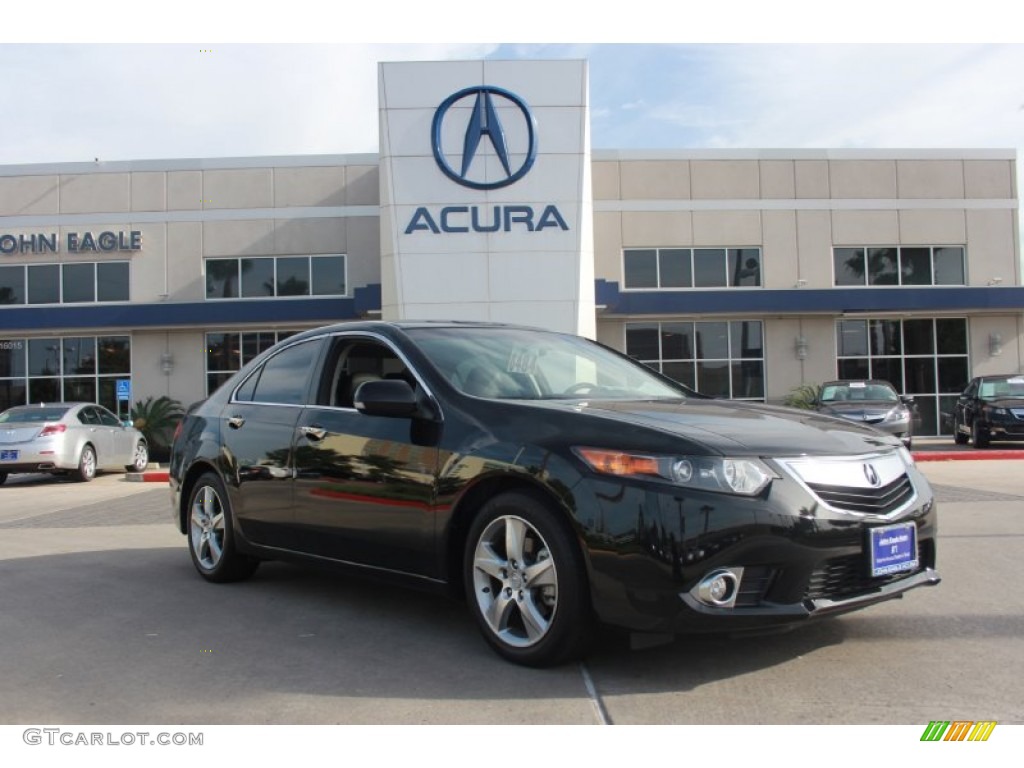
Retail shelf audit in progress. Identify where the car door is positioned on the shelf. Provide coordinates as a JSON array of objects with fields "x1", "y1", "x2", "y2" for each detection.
[
  {"x1": 220, "y1": 336, "x2": 325, "y2": 549},
  {"x1": 96, "y1": 405, "x2": 132, "y2": 465},
  {"x1": 77, "y1": 406, "x2": 116, "y2": 468},
  {"x1": 957, "y1": 379, "x2": 980, "y2": 431},
  {"x1": 291, "y1": 334, "x2": 441, "y2": 576}
]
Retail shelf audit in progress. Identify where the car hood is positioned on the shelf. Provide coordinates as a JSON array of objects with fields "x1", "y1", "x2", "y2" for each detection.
[
  {"x1": 818, "y1": 401, "x2": 901, "y2": 418},
  {"x1": 522, "y1": 398, "x2": 900, "y2": 456},
  {"x1": 984, "y1": 397, "x2": 1024, "y2": 409}
]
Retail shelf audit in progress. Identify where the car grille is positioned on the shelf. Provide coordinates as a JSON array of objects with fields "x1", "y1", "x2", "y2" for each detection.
[
  {"x1": 806, "y1": 474, "x2": 914, "y2": 516},
  {"x1": 735, "y1": 566, "x2": 774, "y2": 607},
  {"x1": 804, "y1": 539, "x2": 932, "y2": 602}
]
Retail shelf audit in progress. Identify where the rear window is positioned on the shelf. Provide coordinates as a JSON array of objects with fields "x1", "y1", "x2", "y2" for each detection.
[{"x1": 0, "y1": 406, "x2": 70, "y2": 423}]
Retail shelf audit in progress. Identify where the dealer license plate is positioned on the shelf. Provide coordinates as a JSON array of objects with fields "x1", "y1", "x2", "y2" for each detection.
[
  {"x1": 868, "y1": 522, "x2": 918, "y2": 577},
  {"x1": 0, "y1": 449, "x2": 18, "y2": 461}
]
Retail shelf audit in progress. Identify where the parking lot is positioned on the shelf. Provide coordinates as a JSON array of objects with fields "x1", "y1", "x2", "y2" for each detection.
[{"x1": 1, "y1": 459, "x2": 1022, "y2": 727}]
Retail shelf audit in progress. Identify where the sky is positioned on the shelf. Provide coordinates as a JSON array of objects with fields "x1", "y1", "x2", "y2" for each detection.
[{"x1": 1, "y1": 4, "x2": 1023, "y2": 167}]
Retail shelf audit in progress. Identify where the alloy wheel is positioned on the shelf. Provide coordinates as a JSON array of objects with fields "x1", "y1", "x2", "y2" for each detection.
[
  {"x1": 190, "y1": 485, "x2": 226, "y2": 571},
  {"x1": 470, "y1": 514, "x2": 559, "y2": 649}
]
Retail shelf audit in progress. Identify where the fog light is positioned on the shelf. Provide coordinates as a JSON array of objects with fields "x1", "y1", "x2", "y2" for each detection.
[{"x1": 692, "y1": 568, "x2": 744, "y2": 609}]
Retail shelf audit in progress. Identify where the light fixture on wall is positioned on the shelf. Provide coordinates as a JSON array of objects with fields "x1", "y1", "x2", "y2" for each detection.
[
  {"x1": 989, "y1": 333, "x2": 1003, "y2": 357},
  {"x1": 160, "y1": 352, "x2": 175, "y2": 375},
  {"x1": 795, "y1": 335, "x2": 809, "y2": 360}
]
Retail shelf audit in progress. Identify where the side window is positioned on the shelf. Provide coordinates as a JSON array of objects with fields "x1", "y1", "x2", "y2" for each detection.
[
  {"x1": 248, "y1": 340, "x2": 321, "y2": 406},
  {"x1": 319, "y1": 338, "x2": 413, "y2": 408},
  {"x1": 78, "y1": 408, "x2": 100, "y2": 425},
  {"x1": 96, "y1": 407, "x2": 121, "y2": 426}
]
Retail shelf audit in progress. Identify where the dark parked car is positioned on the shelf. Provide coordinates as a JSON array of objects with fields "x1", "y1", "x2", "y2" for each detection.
[
  {"x1": 169, "y1": 322, "x2": 940, "y2": 666},
  {"x1": 813, "y1": 380, "x2": 916, "y2": 448},
  {"x1": 952, "y1": 374, "x2": 1024, "y2": 448}
]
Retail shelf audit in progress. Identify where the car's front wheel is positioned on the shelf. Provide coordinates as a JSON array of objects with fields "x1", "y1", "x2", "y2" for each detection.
[
  {"x1": 971, "y1": 419, "x2": 990, "y2": 449},
  {"x1": 0, "y1": 471, "x2": 7, "y2": 485},
  {"x1": 953, "y1": 414, "x2": 969, "y2": 445},
  {"x1": 75, "y1": 445, "x2": 97, "y2": 482},
  {"x1": 464, "y1": 491, "x2": 592, "y2": 667},
  {"x1": 187, "y1": 472, "x2": 259, "y2": 583},
  {"x1": 126, "y1": 440, "x2": 149, "y2": 472}
]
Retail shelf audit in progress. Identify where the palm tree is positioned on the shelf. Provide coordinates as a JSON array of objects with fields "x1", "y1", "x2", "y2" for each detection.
[{"x1": 130, "y1": 396, "x2": 185, "y2": 462}]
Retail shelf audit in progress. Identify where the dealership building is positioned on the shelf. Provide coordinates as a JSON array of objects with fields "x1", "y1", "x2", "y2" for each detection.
[{"x1": 0, "y1": 59, "x2": 1021, "y2": 436}]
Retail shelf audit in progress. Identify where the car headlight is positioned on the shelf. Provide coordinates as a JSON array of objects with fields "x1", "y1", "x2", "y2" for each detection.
[
  {"x1": 574, "y1": 447, "x2": 774, "y2": 496},
  {"x1": 885, "y1": 406, "x2": 910, "y2": 422}
]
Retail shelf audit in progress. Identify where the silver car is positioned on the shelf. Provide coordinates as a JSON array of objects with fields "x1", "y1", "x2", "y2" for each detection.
[
  {"x1": 814, "y1": 380, "x2": 915, "y2": 448},
  {"x1": 0, "y1": 402, "x2": 149, "y2": 484}
]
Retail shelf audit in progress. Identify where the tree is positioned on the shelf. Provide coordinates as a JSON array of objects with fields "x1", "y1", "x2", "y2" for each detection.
[{"x1": 130, "y1": 396, "x2": 185, "y2": 461}]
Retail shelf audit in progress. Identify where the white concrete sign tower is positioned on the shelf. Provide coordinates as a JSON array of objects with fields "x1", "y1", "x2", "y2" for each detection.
[{"x1": 378, "y1": 60, "x2": 596, "y2": 337}]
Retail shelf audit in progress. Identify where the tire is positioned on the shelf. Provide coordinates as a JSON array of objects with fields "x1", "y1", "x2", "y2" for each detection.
[
  {"x1": 971, "y1": 419, "x2": 990, "y2": 449},
  {"x1": 75, "y1": 444, "x2": 97, "y2": 482},
  {"x1": 187, "y1": 472, "x2": 259, "y2": 583},
  {"x1": 464, "y1": 490, "x2": 592, "y2": 667},
  {"x1": 126, "y1": 440, "x2": 149, "y2": 472},
  {"x1": 953, "y1": 414, "x2": 969, "y2": 445},
  {"x1": 0, "y1": 471, "x2": 7, "y2": 485}
]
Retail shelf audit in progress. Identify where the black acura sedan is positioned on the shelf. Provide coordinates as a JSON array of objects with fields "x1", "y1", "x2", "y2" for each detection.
[{"x1": 169, "y1": 321, "x2": 940, "y2": 666}]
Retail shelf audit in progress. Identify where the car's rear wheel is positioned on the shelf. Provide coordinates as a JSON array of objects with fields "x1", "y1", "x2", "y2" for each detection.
[
  {"x1": 187, "y1": 472, "x2": 259, "y2": 583},
  {"x1": 464, "y1": 491, "x2": 592, "y2": 667},
  {"x1": 971, "y1": 419, "x2": 990, "y2": 449},
  {"x1": 75, "y1": 445, "x2": 97, "y2": 482},
  {"x1": 953, "y1": 414, "x2": 969, "y2": 445},
  {"x1": 126, "y1": 440, "x2": 149, "y2": 472},
  {"x1": 0, "y1": 471, "x2": 7, "y2": 485}
]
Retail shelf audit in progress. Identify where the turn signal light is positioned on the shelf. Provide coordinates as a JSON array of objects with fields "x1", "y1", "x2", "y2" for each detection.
[{"x1": 575, "y1": 448, "x2": 660, "y2": 477}]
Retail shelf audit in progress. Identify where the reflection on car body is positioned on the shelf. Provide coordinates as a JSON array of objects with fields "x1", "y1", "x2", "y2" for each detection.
[
  {"x1": 169, "y1": 322, "x2": 940, "y2": 667},
  {"x1": 0, "y1": 402, "x2": 149, "y2": 484}
]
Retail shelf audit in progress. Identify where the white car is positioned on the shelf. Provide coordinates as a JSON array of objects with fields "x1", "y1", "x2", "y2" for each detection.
[{"x1": 0, "y1": 402, "x2": 149, "y2": 484}]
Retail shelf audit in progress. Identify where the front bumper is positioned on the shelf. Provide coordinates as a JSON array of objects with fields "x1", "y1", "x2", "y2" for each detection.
[{"x1": 576, "y1": 460, "x2": 939, "y2": 635}]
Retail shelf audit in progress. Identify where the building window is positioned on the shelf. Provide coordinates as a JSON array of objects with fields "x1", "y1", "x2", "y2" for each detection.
[
  {"x1": 835, "y1": 318, "x2": 969, "y2": 436},
  {"x1": 0, "y1": 335, "x2": 131, "y2": 412},
  {"x1": 205, "y1": 330, "x2": 299, "y2": 395},
  {"x1": 0, "y1": 262, "x2": 129, "y2": 305},
  {"x1": 833, "y1": 247, "x2": 965, "y2": 286},
  {"x1": 205, "y1": 255, "x2": 346, "y2": 299},
  {"x1": 625, "y1": 320, "x2": 765, "y2": 400},
  {"x1": 623, "y1": 248, "x2": 761, "y2": 290}
]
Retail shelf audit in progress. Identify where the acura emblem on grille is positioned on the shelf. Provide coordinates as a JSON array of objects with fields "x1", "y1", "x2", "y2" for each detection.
[{"x1": 863, "y1": 463, "x2": 881, "y2": 487}]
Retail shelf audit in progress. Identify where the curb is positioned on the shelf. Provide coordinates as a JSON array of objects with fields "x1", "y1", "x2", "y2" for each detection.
[
  {"x1": 125, "y1": 470, "x2": 170, "y2": 483},
  {"x1": 912, "y1": 450, "x2": 1024, "y2": 462}
]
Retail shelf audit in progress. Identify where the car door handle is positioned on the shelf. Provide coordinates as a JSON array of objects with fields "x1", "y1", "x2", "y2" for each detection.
[
  {"x1": 227, "y1": 416, "x2": 246, "y2": 429},
  {"x1": 301, "y1": 426, "x2": 327, "y2": 442}
]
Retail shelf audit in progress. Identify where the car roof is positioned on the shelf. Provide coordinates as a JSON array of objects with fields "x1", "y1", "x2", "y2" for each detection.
[
  {"x1": 284, "y1": 319, "x2": 565, "y2": 344},
  {"x1": 821, "y1": 379, "x2": 896, "y2": 388}
]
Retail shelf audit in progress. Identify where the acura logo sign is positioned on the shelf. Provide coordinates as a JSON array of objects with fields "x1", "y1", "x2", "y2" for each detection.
[{"x1": 431, "y1": 86, "x2": 537, "y2": 190}]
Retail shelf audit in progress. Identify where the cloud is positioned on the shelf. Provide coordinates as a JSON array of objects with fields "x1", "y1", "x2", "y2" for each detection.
[{"x1": 0, "y1": 44, "x2": 497, "y2": 165}]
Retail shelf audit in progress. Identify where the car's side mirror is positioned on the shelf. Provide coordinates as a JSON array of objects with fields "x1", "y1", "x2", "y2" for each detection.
[
  {"x1": 122, "y1": 420, "x2": 134, "y2": 428},
  {"x1": 899, "y1": 395, "x2": 915, "y2": 405},
  {"x1": 354, "y1": 379, "x2": 419, "y2": 418}
]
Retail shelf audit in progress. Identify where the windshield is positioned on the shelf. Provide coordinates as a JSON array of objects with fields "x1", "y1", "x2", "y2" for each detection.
[
  {"x1": 820, "y1": 382, "x2": 898, "y2": 403},
  {"x1": 979, "y1": 377, "x2": 1024, "y2": 399},
  {"x1": 407, "y1": 327, "x2": 689, "y2": 400},
  {"x1": 0, "y1": 406, "x2": 70, "y2": 423}
]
